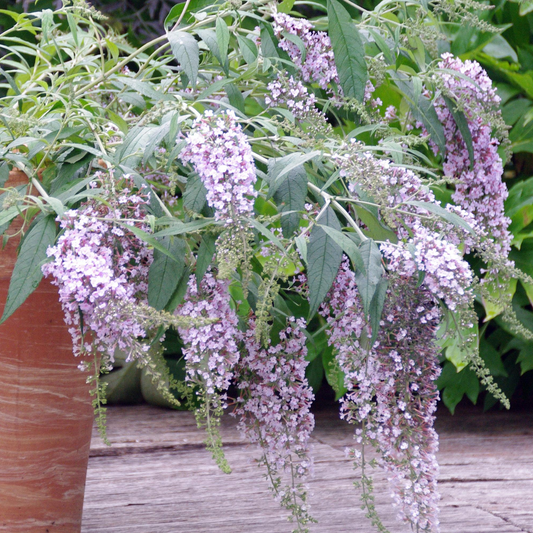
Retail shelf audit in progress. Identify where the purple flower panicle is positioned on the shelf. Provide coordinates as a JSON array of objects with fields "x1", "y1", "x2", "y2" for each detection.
[{"x1": 180, "y1": 110, "x2": 257, "y2": 226}]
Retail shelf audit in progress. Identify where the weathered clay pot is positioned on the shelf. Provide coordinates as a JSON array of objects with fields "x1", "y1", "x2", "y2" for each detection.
[{"x1": 0, "y1": 170, "x2": 94, "y2": 532}]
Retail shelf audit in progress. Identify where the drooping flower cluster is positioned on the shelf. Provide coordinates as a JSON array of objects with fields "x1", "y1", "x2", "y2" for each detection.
[
  {"x1": 381, "y1": 222, "x2": 474, "y2": 311},
  {"x1": 42, "y1": 177, "x2": 153, "y2": 363},
  {"x1": 179, "y1": 110, "x2": 257, "y2": 226},
  {"x1": 320, "y1": 260, "x2": 441, "y2": 532},
  {"x1": 175, "y1": 271, "x2": 242, "y2": 472},
  {"x1": 272, "y1": 12, "x2": 339, "y2": 91},
  {"x1": 233, "y1": 317, "x2": 315, "y2": 528},
  {"x1": 176, "y1": 272, "x2": 241, "y2": 395},
  {"x1": 434, "y1": 53, "x2": 511, "y2": 254}
]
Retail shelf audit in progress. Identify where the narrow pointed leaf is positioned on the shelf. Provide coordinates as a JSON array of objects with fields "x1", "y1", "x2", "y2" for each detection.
[
  {"x1": 405, "y1": 200, "x2": 475, "y2": 234},
  {"x1": 443, "y1": 95, "x2": 475, "y2": 169},
  {"x1": 225, "y1": 83, "x2": 246, "y2": 114},
  {"x1": 148, "y1": 236, "x2": 186, "y2": 310},
  {"x1": 0, "y1": 215, "x2": 56, "y2": 324},
  {"x1": 168, "y1": 31, "x2": 199, "y2": 88},
  {"x1": 369, "y1": 277, "x2": 388, "y2": 345},
  {"x1": 183, "y1": 173, "x2": 208, "y2": 213},
  {"x1": 317, "y1": 225, "x2": 366, "y2": 274},
  {"x1": 307, "y1": 206, "x2": 343, "y2": 317},
  {"x1": 216, "y1": 18, "x2": 230, "y2": 67},
  {"x1": 237, "y1": 35, "x2": 258, "y2": 64},
  {"x1": 354, "y1": 239, "x2": 383, "y2": 316},
  {"x1": 196, "y1": 233, "x2": 216, "y2": 286},
  {"x1": 327, "y1": 0, "x2": 367, "y2": 101},
  {"x1": 273, "y1": 164, "x2": 307, "y2": 237},
  {"x1": 395, "y1": 71, "x2": 446, "y2": 155}
]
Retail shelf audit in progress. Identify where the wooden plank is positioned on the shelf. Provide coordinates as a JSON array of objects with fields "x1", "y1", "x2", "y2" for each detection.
[{"x1": 82, "y1": 405, "x2": 533, "y2": 533}]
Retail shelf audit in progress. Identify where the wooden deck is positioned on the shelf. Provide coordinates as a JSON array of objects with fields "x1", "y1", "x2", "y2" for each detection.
[{"x1": 82, "y1": 404, "x2": 533, "y2": 533}]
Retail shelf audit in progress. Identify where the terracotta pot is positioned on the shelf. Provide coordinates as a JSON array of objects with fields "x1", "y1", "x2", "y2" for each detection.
[{"x1": 0, "y1": 171, "x2": 94, "y2": 532}]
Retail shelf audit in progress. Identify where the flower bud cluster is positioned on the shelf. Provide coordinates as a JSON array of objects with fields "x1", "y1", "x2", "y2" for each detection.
[
  {"x1": 180, "y1": 110, "x2": 257, "y2": 226},
  {"x1": 42, "y1": 177, "x2": 153, "y2": 362}
]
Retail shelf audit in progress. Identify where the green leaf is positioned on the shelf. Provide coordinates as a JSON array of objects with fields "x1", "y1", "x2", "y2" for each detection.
[
  {"x1": 267, "y1": 151, "x2": 320, "y2": 198},
  {"x1": 277, "y1": 0, "x2": 296, "y2": 14},
  {"x1": 517, "y1": 344, "x2": 533, "y2": 374},
  {"x1": 307, "y1": 206, "x2": 343, "y2": 317},
  {"x1": 197, "y1": 29, "x2": 223, "y2": 65},
  {"x1": 117, "y1": 77, "x2": 174, "y2": 102},
  {"x1": 237, "y1": 35, "x2": 258, "y2": 64},
  {"x1": 225, "y1": 83, "x2": 246, "y2": 114},
  {"x1": 164, "y1": 0, "x2": 219, "y2": 26},
  {"x1": 196, "y1": 233, "x2": 216, "y2": 286},
  {"x1": 354, "y1": 239, "x2": 383, "y2": 317},
  {"x1": 216, "y1": 18, "x2": 230, "y2": 67},
  {"x1": 322, "y1": 345, "x2": 348, "y2": 400},
  {"x1": 0, "y1": 162, "x2": 9, "y2": 187},
  {"x1": 196, "y1": 76, "x2": 232, "y2": 102},
  {"x1": 66, "y1": 12, "x2": 78, "y2": 47},
  {"x1": 506, "y1": 177, "x2": 533, "y2": 234},
  {"x1": 483, "y1": 35, "x2": 518, "y2": 62},
  {"x1": 143, "y1": 122, "x2": 172, "y2": 165},
  {"x1": 115, "y1": 124, "x2": 168, "y2": 167},
  {"x1": 327, "y1": 0, "x2": 368, "y2": 101},
  {"x1": 121, "y1": 224, "x2": 187, "y2": 261},
  {"x1": 248, "y1": 217, "x2": 286, "y2": 253},
  {"x1": 442, "y1": 96, "x2": 475, "y2": 169},
  {"x1": 395, "y1": 71, "x2": 446, "y2": 155},
  {"x1": 0, "y1": 66, "x2": 20, "y2": 96},
  {"x1": 369, "y1": 276, "x2": 388, "y2": 346},
  {"x1": 366, "y1": 28, "x2": 394, "y2": 65},
  {"x1": 168, "y1": 31, "x2": 199, "y2": 89},
  {"x1": 353, "y1": 204, "x2": 397, "y2": 242},
  {"x1": 520, "y1": 0, "x2": 533, "y2": 16},
  {"x1": 165, "y1": 267, "x2": 192, "y2": 312},
  {"x1": 305, "y1": 355, "x2": 324, "y2": 393},
  {"x1": 274, "y1": 164, "x2": 307, "y2": 238},
  {"x1": 50, "y1": 155, "x2": 91, "y2": 195},
  {"x1": 0, "y1": 205, "x2": 26, "y2": 232},
  {"x1": 482, "y1": 277, "x2": 517, "y2": 322},
  {"x1": 480, "y1": 337, "x2": 508, "y2": 377},
  {"x1": 148, "y1": 236, "x2": 186, "y2": 311},
  {"x1": 437, "y1": 361, "x2": 479, "y2": 414},
  {"x1": 317, "y1": 225, "x2": 365, "y2": 274},
  {"x1": 183, "y1": 173, "x2": 208, "y2": 213},
  {"x1": 152, "y1": 218, "x2": 213, "y2": 237},
  {"x1": 260, "y1": 23, "x2": 290, "y2": 62},
  {"x1": 295, "y1": 234, "x2": 307, "y2": 264},
  {"x1": 0, "y1": 215, "x2": 56, "y2": 324},
  {"x1": 405, "y1": 200, "x2": 475, "y2": 234}
]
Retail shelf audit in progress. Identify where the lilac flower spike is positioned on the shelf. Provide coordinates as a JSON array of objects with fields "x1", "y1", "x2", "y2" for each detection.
[
  {"x1": 321, "y1": 260, "x2": 441, "y2": 532},
  {"x1": 434, "y1": 54, "x2": 511, "y2": 254},
  {"x1": 272, "y1": 12, "x2": 339, "y2": 91},
  {"x1": 176, "y1": 272, "x2": 241, "y2": 395},
  {"x1": 42, "y1": 177, "x2": 153, "y2": 362},
  {"x1": 180, "y1": 110, "x2": 257, "y2": 226}
]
